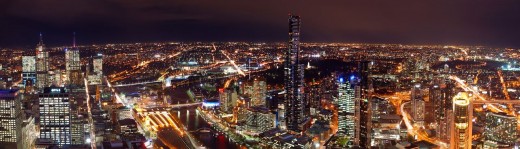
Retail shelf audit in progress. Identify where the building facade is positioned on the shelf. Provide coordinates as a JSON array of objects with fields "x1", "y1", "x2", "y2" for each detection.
[
  {"x1": 0, "y1": 89, "x2": 20, "y2": 142},
  {"x1": 484, "y1": 112, "x2": 517, "y2": 146},
  {"x1": 284, "y1": 14, "x2": 306, "y2": 133},
  {"x1": 22, "y1": 56, "x2": 37, "y2": 89},
  {"x1": 411, "y1": 83, "x2": 425, "y2": 126},
  {"x1": 39, "y1": 87, "x2": 72, "y2": 147},
  {"x1": 336, "y1": 76, "x2": 357, "y2": 145},
  {"x1": 65, "y1": 47, "x2": 82, "y2": 86},
  {"x1": 452, "y1": 92, "x2": 470, "y2": 149},
  {"x1": 36, "y1": 34, "x2": 49, "y2": 90}
]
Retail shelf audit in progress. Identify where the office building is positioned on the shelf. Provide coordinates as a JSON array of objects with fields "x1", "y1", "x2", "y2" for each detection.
[
  {"x1": 284, "y1": 14, "x2": 306, "y2": 133},
  {"x1": 358, "y1": 61, "x2": 373, "y2": 147},
  {"x1": 39, "y1": 87, "x2": 72, "y2": 147},
  {"x1": 251, "y1": 78, "x2": 266, "y2": 107},
  {"x1": 219, "y1": 87, "x2": 238, "y2": 114},
  {"x1": 336, "y1": 76, "x2": 357, "y2": 145},
  {"x1": 88, "y1": 53, "x2": 103, "y2": 85},
  {"x1": 308, "y1": 82, "x2": 320, "y2": 116},
  {"x1": 241, "y1": 106, "x2": 276, "y2": 135},
  {"x1": 65, "y1": 47, "x2": 82, "y2": 87},
  {"x1": 0, "y1": 89, "x2": 20, "y2": 142},
  {"x1": 411, "y1": 83, "x2": 425, "y2": 126},
  {"x1": 431, "y1": 78, "x2": 454, "y2": 142},
  {"x1": 22, "y1": 55, "x2": 37, "y2": 89},
  {"x1": 36, "y1": 34, "x2": 49, "y2": 89}
]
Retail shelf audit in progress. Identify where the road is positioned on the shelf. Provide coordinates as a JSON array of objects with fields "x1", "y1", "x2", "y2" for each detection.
[
  {"x1": 400, "y1": 102, "x2": 448, "y2": 148},
  {"x1": 84, "y1": 78, "x2": 97, "y2": 149}
]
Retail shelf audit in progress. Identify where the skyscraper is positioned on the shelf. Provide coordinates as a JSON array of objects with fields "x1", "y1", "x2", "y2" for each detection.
[
  {"x1": 284, "y1": 14, "x2": 306, "y2": 132},
  {"x1": 0, "y1": 89, "x2": 20, "y2": 143},
  {"x1": 452, "y1": 92, "x2": 470, "y2": 149},
  {"x1": 431, "y1": 77, "x2": 454, "y2": 142},
  {"x1": 336, "y1": 76, "x2": 357, "y2": 145},
  {"x1": 36, "y1": 33, "x2": 49, "y2": 90},
  {"x1": 308, "y1": 82, "x2": 321, "y2": 115},
  {"x1": 88, "y1": 53, "x2": 103, "y2": 85},
  {"x1": 219, "y1": 87, "x2": 238, "y2": 114},
  {"x1": 358, "y1": 61, "x2": 373, "y2": 147},
  {"x1": 251, "y1": 78, "x2": 267, "y2": 107},
  {"x1": 411, "y1": 83, "x2": 425, "y2": 126},
  {"x1": 66, "y1": 33, "x2": 82, "y2": 87},
  {"x1": 22, "y1": 55, "x2": 37, "y2": 89},
  {"x1": 39, "y1": 87, "x2": 71, "y2": 147}
]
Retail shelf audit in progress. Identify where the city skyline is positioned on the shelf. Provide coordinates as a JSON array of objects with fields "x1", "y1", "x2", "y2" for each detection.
[{"x1": 1, "y1": 1, "x2": 520, "y2": 149}]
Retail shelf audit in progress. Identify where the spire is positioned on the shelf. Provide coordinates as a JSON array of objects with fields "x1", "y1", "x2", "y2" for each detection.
[
  {"x1": 39, "y1": 32, "x2": 43, "y2": 45},
  {"x1": 73, "y1": 32, "x2": 76, "y2": 47}
]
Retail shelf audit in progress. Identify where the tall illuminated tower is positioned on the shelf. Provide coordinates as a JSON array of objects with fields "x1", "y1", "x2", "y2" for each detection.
[
  {"x1": 36, "y1": 33, "x2": 49, "y2": 89},
  {"x1": 452, "y1": 92, "x2": 470, "y2": 149},
  {"x1": 432, "y1": 78, "x2": 454, "y2": 142},
  {"x1": 358, "y1": 61, "x2": 373, "y2": 147},
  {"x1": 284, "y1": 14, "x2": 305, "y2": 132},
  {"x1": 65, "y1": 33, "x2": 82, "y2": 87},
  {"x1": 336, "y1": 76, "x2": 358, "y2": 145}
]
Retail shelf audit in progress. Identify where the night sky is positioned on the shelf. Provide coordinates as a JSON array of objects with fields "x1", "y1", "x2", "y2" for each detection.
[{"x1": 1, "y1": 0, "x2": 520, "y2": 48}]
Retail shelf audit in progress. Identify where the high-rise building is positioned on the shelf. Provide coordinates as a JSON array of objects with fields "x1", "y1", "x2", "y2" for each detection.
[
  {"x1": 219, "y1": 87, "x2": 238, "y2": 114},
  {"x1": 36, "y1": 33, "x2": 49, "y2": 89},
  {"x1": 284, "y1": 14, "x2": 306, "y2": 133},
  {"x1": 431, "y1": 78, "x2": 454, "y2": 142},
  {"x1": 22, "y1": 55, "x2": 37, "y2": 89},
  {"x1": 308, "y1": 82, "x2": 320, "y2": 116},
  {"x1": 358, "y1": 61, "x2": 373, "y2": 147},
  {"x1": 336, "y1": 76, "x2": 357, "y2": 145},
  {"x1": 240, "y1": 106, "x2": 276, "y2": 135},
  {"x1": 93, "y1": 53, "x2": 103, "y2": 75},
  {"x1": 0, "y1": 89, "x2": 20, "y2": 143},
  {"x1": 65, "y1": 35, "x2": 82, "y2": 87},
  {"x1": 39, "y1": 87, "x2": 72, "y2": 147},
  {"x1": 251, "y1": 78, "x2": 266, "y2": 107},
  {"x1": 88, "y1": 53, "x2": 103, "y2": 85},
  {"x1": 452, "y1": 92, "x2": 470, "y2": 149},
  {"x1": 411, "y1": 83, "x2": 425, "y2": 126},
  {"x1": 484, "y1": 112, "x2": 517, "y2": 147}
]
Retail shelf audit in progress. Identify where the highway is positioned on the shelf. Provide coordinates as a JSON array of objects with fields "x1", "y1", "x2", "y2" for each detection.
[
  {"x1": 400, "y1": 102, "x2": 449, "y2": 148},
  {"x1": 214, "y1": 44, "x2": 246, "y2": 76}
]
